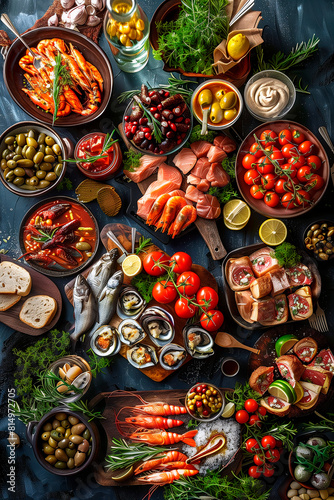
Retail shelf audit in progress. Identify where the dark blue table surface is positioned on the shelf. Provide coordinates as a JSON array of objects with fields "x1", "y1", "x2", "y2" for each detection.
[{"x1": 0, "y1": 1, "x2": 333, "y2": 499}]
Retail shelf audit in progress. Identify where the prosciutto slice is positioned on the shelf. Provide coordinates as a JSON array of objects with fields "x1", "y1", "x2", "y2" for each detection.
[
  {"x1": 226, "y1": 257, "x2": 255, "y2": 291},
  {"x1": 235, "y1": 290, "x2": 256, "y2": 323},
  {"x1": 250, "y1": 298, "x2": 276, "y2": 323},
  {"x1": 276, "y1": 355, "x2": 304, "y2": 387},
  {"x1": 286, "y1": 264, "x2": 313, "y2": 287},
  {"x1": 249, "y1": 247, "x2": 280, "y2": 277}
]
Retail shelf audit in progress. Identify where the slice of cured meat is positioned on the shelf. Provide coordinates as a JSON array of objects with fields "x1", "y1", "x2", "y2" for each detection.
[
  {"x1": 235, "y1": 290, "x2": 256, "y2": 323},
  {"x1": 207, "y1": 145, "x2": 227, "y2": 163},
  {"x1": 295, "y1": 382, "x2": 320, "y2": 408},
  {"x1": 276, "y1": 354, "x2": 304, "y2": 387},
  {"x1": 190, "y1": 140, "x2": 212, "y2": 158},
  {"x1": 259, "y1": 294, "x2": 288, "y2": 326},
  {"x1": 206, "y1": 163, "x2": 230, "y2": 187},
  {"x1": 250, "y1": 297, "x2": 276, "y2": 323},
  {"x1": 213, "y1": 134, "x2": 237, "y2": 153},
  {"x1": 173, "y1": 148, "x2": 197, "y2": 174},
  {"x1": 260, "y1": 396, "x2": 291, "y2": 416},
  {"x1": 249, "y1": 274, "x2": 272, "y2": 299},
  {"x1": 293, "y1": 337, "x2": 318, "y2": 363},
  {"x1": 225, "y1": 256, "x2": 255, "y2": 291},
  {"x1": 309, "y1": 349, "x2": 334, "y2": 372},
  {"x1": 249, "y1": 366, "x2": 274, "y2": 394},
  {"x1": 196, "y1": 193, "x2": 221, "y2": 219},
  {"x1": 269, "y1": 268, "x2": 290, "y2": 296},
  {"x1": 288, "y1": 286, "x2": 313, "y2": 320},
  {"x1": 286, "y1": 264, "x2": 313, "y2": 287},
  {"x1": 123, "y1": 154, "x2": 167, "y2": 183},
  {"x1": 185, "y1": 185, "x2": 202, "y2": 203},
  {"x1": 191, "y1": 158, "x2": 211, "y2": 178},
  {"x1": 249, "y1": 247, "x2": 280, "y2": 277},
  {"x1": 301, "y1": 367, "x2": 333, "y2": 394}
]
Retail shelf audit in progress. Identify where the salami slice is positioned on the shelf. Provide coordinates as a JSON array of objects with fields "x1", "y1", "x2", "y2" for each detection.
[{"x1": 286, "y1": 264, "x2": 313, "y2": 286}]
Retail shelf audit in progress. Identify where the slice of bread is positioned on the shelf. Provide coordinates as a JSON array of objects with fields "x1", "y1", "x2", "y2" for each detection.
[
  {"x1": 0, "y1": 294, "x2": 21, "y2": 311},
  {"x1": 0, "y1": 261, "x2": 32, "y2": 296},
  {"x1": 19, "y1": 295, "x2": 57, "y2": 329}
]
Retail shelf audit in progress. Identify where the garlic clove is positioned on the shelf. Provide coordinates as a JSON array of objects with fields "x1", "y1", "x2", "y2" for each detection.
[
  {"x1": 86, "y1": 5, "x2": 96, "y2": 15},
  {"x1": 86, "y1": 14, "x2": 101, "y2": 26},
  {"x1": 91, "y1": 0, "x2": 105, "y2": 11},
  {"x1": 61, "y1": 11, "x2": 69, "y2": 23},
  {"x1": 61, "y1": 0, "x2": 76, "y2": 8},
  {"x1": 48, "y1": 13, "x2": 59, "y2": 26},
  {"x1": 67, "y1": 5, "x2": 88, "y2": 25}
]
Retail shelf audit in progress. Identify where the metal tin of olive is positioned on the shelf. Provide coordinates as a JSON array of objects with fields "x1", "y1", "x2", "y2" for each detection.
[
  {"x1": 19, "y1": 196, "x2": 100, "y2": 277},
  {"x1": 26, "y1": 407, "x2": 99, "y2": 476},
  {"x1": 0, "y1": 121, "x2": 71, "y2": 198},
  {"x1": 303, "y1": 220, "x2": 334, "y2": 262}
]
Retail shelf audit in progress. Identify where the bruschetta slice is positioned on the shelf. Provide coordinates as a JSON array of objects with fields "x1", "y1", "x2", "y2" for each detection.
[
  {"x1": 276, "y1": 355, "x2": 304, "y2": 387},
  {"x1": 288, "y1": 286, "x2": 313, "y2": 321},
  {"x1": 225, "y1": 257, "x2": 255, "y2": 291},
  {"x1": 286, "y1": 264, "x2": 313, "y2": 287},
  {"x1": 268, "y1": 268, "x2": 290, "y2": 296},
  {"x1": 235, "y1": 290, "x2": 256, "y2": 323},
  {"x1": 295, "y1": 381, "x2": 321, "y2": 410},
  {"x1": 250, "y1": 274, "x2": 272, "y2": 299},
  {"x1": 259, "y1": 294, "x2": 288, "y2": 326},
  {"x1": 309, "y1": 348, "x2": 334, "y2": 373},
  {"x1": 260, "y1": 396, "x2": 291, "y2": 416},
  {"x1": 301, "y1": 366, "x2": 333, "y2": 394},
  {"x1": 249, "y1": 247, "x2": 280, "y2": 277},
  {"x1": 293, "y1": 337, "x2": 318, "y2": 363},
  {"x1": 249, "y1": 366, "x2": 275, "y2": 395}
]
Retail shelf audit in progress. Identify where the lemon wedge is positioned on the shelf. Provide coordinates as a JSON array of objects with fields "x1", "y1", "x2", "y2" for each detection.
[
  {"x1": 223, "y1": 200, "x2": 251, "y2": 226},
  {"x1": 222, "y1": 402, "x2": 235, "y2": 418},
  {"x1": 293, "y1": 382, "x2": 304, "y2": 404},
  {"x1": 259, "y1": 218, "x2": 287, "y2": 246},
  {"x1": 121, "y1": 254, "x2": 142, "y2": 277},
  {"x1": 111, "y1": 465, "x2": 134, "y2": 482}
]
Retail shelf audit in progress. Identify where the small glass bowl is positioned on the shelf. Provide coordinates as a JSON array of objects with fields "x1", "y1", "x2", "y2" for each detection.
[
  {"x1": 221, "y1": 357, "x2": 240, "y2": 377},
  {"x1": 74, "y1": 132, "x2": 123, "y2": 181},
  {"x1": 244, "y1": 70, "x2": 296, "y2": 122},
  {"x1": 48, "y1": 355, "x2": 92, "y2": 403},
  {"x1": 191, "y1": 79, "x2": 243, "y2": 130},
  {"x1": 185, "y1": 382, "x2": 225, "y2": 422}
]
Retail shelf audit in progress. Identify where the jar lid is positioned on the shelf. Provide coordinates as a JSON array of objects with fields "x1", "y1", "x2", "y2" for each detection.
[{"x1": 106, "y1": 0, "x2": 136, "y2": 22}]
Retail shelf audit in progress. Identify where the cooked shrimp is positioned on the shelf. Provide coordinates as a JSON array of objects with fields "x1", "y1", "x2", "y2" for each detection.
[
  {"x1": 156, "y1": 196, "x2": 187, "y2": 233},
  {"x1": 124, "y1": 415, "x2": 184, "y2": 429},
  {"x1": 146, "y1": 193, "x2": 171, "y2": 226},
  {"x1": 134, "y1": 451, "x2": 188, "y2": 475},
  {"x1": 138, "y1": 468, "x2": 199, "y2": 484},
  {"x1": 171, "y1": 205, "x2": 197, "y2": 238}
]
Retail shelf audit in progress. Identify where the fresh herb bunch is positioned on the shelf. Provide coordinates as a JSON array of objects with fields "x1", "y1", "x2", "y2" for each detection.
[
  {"x1": 52, "y1": 53, "x2": 73, "y2": 125},
  {"x1": 209, "y1": 184, "x2": 240, "y2": 204},
  {"x1": 123, "y1": 150, "x2": 142, "y2": 172},
  {"x1": 135, "y1": 236, "x2": 152, "y2": 255},
  {"x1": 295, "y1": 443, "x2": 334, "y2": 474},
  {"x1": 273, "y1": 242, "x2": 301, "y2": 268},
  {"x1": 226, "y1": 382, "x2": 262, "y2": 412},
  {"x1": 86, "y1": 348, "x2": 113, "y2": 378},
  {"x1": 65, "y1": 131, "x2": 118, "y2": 164},
  {"x1": 242, "y1": 420, "x2": 297, "y2": 453},
  {"x1": 164, "y1": 470, "x2": 271, "y2": 500},
  {"x1": 188, "y1": 124, "x2": 217, "y2": 144},
  {"x1": 105, "y1": 438, "x2": 170, "y2": 471},
  {"x1": 56, "y1": 176, "x2": 73, "y2": 191},
  {"x1": 187, "y1": 419, "x2": 200, "y2": 430},
  {"x1": 159, "y1": 75, "x2": 194, "y2": 103},
  {"x1": 131, "y1": 272, "x2": 170, "y2": 303},
  {"x1": 65, "y1": 400, "x2": 105, "y2": 421},
  {"x1": 154, "y1": 0, "x2": 229, "y2": 75}
]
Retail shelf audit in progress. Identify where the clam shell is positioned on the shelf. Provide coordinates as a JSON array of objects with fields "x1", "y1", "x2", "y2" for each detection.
[
  {"x1": 141, "y1": 306, "x2": 175, "y2": 327},
  {"x1": 75, "y1": 179, "x2": 110, "y2": 203},
  {"x1": 127, "y1": 344, "x2": 158, "y2": 369},
  {"x1": 118, "y1": 319, "x2": 146, "y2": 346},
  {"x1": 72, "y1": 371, "x2": 92, "y2": 390},
  {"x1": 141, "y1": 315, "x2": 174, "y2": 347},
  {"x1": 117, "y1": 286, "x2": 146, "y2": 320},
  {"x1": 97, "y1": 187, "x2": 122, "y2": 216},
  {"x1": 159, "y1": 344, "x2": 187, "y2": 371},
  {"x1": 90, "y1": 325, "x2": 121, "y2": 356},
  {"x1": 183, "y1": 326, "x2": 214, "y2": 359}
]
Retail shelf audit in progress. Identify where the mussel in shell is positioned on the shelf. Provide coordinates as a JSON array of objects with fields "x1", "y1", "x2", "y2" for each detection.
[
  {"x1": 117, "y1": 286, "x2": 146, "y2": 320},
  {"x1": 141, "y1": 306, "x2": 175, "y2": 347},
  {"x1": 183, "y1": 326, "x2": 214, "y2": 359},
  {"x1": 118, "y1": 319, "x2": 146, "y2": 345},
  {"x1": 159, "y1": 344, "x2": 187, "y2": 371},
  {"x1": 90, "y1": 325, "x2": 121, "y2": 357},
  {"x1": 127, "y1": 344, "x2": 158, "y2": 369}
]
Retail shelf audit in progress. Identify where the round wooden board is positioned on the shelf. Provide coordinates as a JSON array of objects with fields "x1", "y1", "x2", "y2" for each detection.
[
  {"x1": 248, "y1": 324, "x2": 333, "y2": 418},
  {"x1": 0, "y1": 255, "x2": 62, "y2": 336}
]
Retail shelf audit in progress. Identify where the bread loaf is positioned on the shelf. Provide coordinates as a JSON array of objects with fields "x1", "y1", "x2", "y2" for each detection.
[
  {"x1": 19, "y1": 295, "x2": 57, "y2": 329},
  {"x1": 0, "y1": 294, "x2": 21, "y2": 311},
  {"x1": 0, "y1": 261, "x2": 32, "y2": 296}
]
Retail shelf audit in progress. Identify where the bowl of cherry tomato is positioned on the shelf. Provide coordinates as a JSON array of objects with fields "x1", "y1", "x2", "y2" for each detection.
[
  {"x1": 236, "y1": 121, "x2": 329, "y2": 218},
  {"x1": 185, "y1": 383, "x2": 225, "y2": 422}
]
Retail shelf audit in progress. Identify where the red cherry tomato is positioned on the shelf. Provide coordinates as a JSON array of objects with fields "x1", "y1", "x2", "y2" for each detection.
[
  {"x1": 292, "y1": 129, "x2": 305, "y2": 144},
  {"x1": 174, "y1": 297, "x2": 197, "y2": 318},
  {"x1": 297, "y1": 165, "x2": 313, "y2": 183},
  {"x1": 281, "y1": 192, "x2": 296, "y2": 209},
  {"x1": 244, "y1": 399, "x2": 259, "y2": 413},
  {"x1": 298, "y1": 140, "x2": 315, "y2": 156},
  {"x1": 260, "y1": 130, "x2": 277, "y2": 146},
  {"x1": 265, "y1": 449, "x2": 281, "y2": 463},
  {"x1": 261, "y1": 435, "x2": 277, "y2": 450},
  {"x1": 242, "y1": 153, "x2": 257, "y2": 169},
  {"x1": 177, "y1": 271, "x2": 201, "y2": 296},
  {"x1": 295, "y1": 189, "x2": 311, "y2": 207},
  {"x1": 248, "y1": 465, "x2": 262, "y2": 478},
  {"x1": 254, "y1": 454, "x2": 266, "y2": 466},
  {"x1": 249, "y1": 414, "x2": 262, "y2": 427},
  {"x1": 235, "y1": 410, "x2": 249, "y2": 424},
  {"x1": 249, "y1": 142, "x2": 263, "y2": 158},
  {"x1": 170, "y1": 252, "x2": 192, "y2": 274},
  {"x1": 280, "y1": 163, "x2": 297, "y2": 180},
  {"x1": 152, "y1": 280, "x2": 177, "y2": 304},
  {"x1": 244, "y1": 169, "x2": 261, "y2": 185},
  {"x1": 275, "y1": 439, "x2": 283, "y2": 449},
  {"x1": 261, "y1": 173, "x2": 276, "y2": 190},
  {"x1": 281, "y1": 143, "x2": 299, "y2": 158},
  {"x1": 257, "y1": 156, "x2": 274, "y2": 175},
  {"x1": 258, "y1": 406, "x2": 267, "y2": 417},
  {"x1": 245, "y1": 438, "x2": 260, "y2": 453},
  {"x1": 265, "y1": 145, "x2": 280, "y2": 154},
  {"x1": 278, "y1": 128, "x2": 292, "y2": 145},
  {"x1": 305, "y1": 173, "x2": 324, "y2": 191},
  {"x1": 264, "y1": 191, "x2": 280, "y2": 208},
  {"x1": 275, "y1": 178, "x2": 290, "y2": 194},
  {"x1": 288, "y1": 154, "x2": 305, "y2": 169},
  {"x1": 143, "y1": 251, "x2": 169, "y2": 276},
  {"x1": 270, "y1": 151, "x2": 285, "y2": 165},
  {"x1": 307, "y1": 155, "x2": 322, "y2": 171},
  {"x1": 196, "y1": 287, "x2": 219, "y2": 311},
  {"x1": 200, "y1": 310, "x2": 224, "y2": 332},
  {"x1": 250, "y1": 184, "x2": 265, "y2": 199},
  {"x1": 263, "y1": 464, "x2": 275, "y2": 477}
]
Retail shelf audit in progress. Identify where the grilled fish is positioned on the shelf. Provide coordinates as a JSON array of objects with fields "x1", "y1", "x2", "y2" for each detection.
[
  {"x1": 70, "y1": 274, "x2": 98, "y2": 347},
  {"x1": 93, "y1": 270, "x2": 123, "y2": 331},
  {"x1": 87, "y1": 248, "x2": 118, "y2": 300}
]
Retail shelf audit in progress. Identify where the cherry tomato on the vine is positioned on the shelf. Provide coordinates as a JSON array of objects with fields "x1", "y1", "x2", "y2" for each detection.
[
  {"x1": 264, "y1": 191, "x2": 280, "y2": 207},
  {"x1": 235, "y1": 410, "x2": 249, "y2": 424},
  {"x1": 265, "y1": 449, "x2": 281, "y2": 463},
  {"x1": 261, "y1": 435, "x2": 276, "y2": 450},
  {"x1": 244, "y1": 399, "x2": 258, "y2": 413},
  {"x1": 288, "y1": 154, "x2": 305, "y2": 169},
  {"x1": 275, "y1": 178, "x2": 290, "y2": 194},
  {"x1": 306, "y1": 155, "x2": 322, "y2": 171},
  {"x1": 196, "y1": 287, "x2": 219, "y2": 311},
  {"x1": 242, "y1": 153, "x2": 257, "y2": 169},
  {"x1": 305, "y1": 173, "x2": 324, "y2": 191},
  {"x1": 245, "y1": 438, "x2": 260, "y2": 453},
  {"x1": 200, "y1": 310, "x2": 224, "y2": 332},
  {"x1": 292, "y1": 129, "x2": 305, "y2": 144},
  {"x1": 260, "y1": 130, "x2": 277, "y2": 146},
  {"x1": 261, "y1": 173, "x2": 276, "y2": 190},
  {"x1": 250, "y1": 184, "x2": 265, "y2": 199},
  {"x1": 257, "y1": 406, "x2": 267, "y2": 417},
  {"x1": 170, "y1": 252, "x2": 192, "y2": 274},
  {"x1": 244, "y1": 169, "x2": 261, "y2": 185},
  {"x1": 295, "y1": 189, "x2": 311, "y2": 207},
  {"x1": 174, "y1": 297, "x2": 197, "y2": 318},
  {"x1": 249, "y1": 414, "x2": 262, "y2": 427},
  {"x1": 176, "y1": 271, "x2": 201, "y2": 296},
  {"x1": 278, "y1": 128, "x2": 292, "y2": 145},
  {"x1": 270, "y1": 151, "x2": 285, "y2": 165},
  {"x1": 254, "y1": 454, "x2": 266, "y2": 466},
  {"x1": 152, "y1": 281, "x2": 177, "y2": 304},
  {"x1": 257, "y1": 156, "x2": 274, "y2": 175},
  {"x1": 298, "y1": 140, "x2": 315, "y2": 156},
  {"x1": 281, "y1": 163, "x2": 297, "y2": 180},
  {"x1": 281, "y1": 192, "x2": 297, "y2": 209},
  {"x1": 281, "y1": 143, "x2": 298, "y2": 158},
  {"x1": 297, "y1": 165, "x2": 313, "y2": 183},
  {"x1": 248, "y1": 465, "x2": 262, "y2": 478},
  {"x1": 263, "y1": 464, "x2": 275, "y2": 477},
  {"x1": 143, "y1": 251, "x2": 169, "y2": 276},
  {"x1": 249, "y1": 142, "x2": 263, "y2": 158}
]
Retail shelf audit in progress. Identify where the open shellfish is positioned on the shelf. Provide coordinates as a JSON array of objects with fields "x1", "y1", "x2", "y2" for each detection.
[
  {"x1": 141, "y1": 309, "x2": 174, "y2": 347},
  {"x1": 90, "y1": 325, "x2": 121, "y2": 356},
  {"x1": 117, "y1": 286, "x2": 146, "y2": 320},
  {"x1": 183, "y1": 326, "x2": 214, "y2": 359},
  {"x1": 118, "y1": 319, "x2": 146, "y2": 346},
  {"x1": 159, "y1": 344, "x2": 187, "y2": 371},
  {"x1": 127, "y1": 344, "x2": 158, "y2": 369}
]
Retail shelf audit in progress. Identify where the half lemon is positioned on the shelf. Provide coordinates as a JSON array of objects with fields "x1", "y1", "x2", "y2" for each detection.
[
  {"x1": 259, "y1": 218, "x2": 287, "y2": 246},
  {"x1": 223, "y1": 200, "x2": 251, "y2": 226},
  {"x1": 122, "y1": 254, "x2": 142, "y2": 277}
]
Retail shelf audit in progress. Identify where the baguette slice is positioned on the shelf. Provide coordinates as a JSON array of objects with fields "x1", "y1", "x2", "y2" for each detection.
[
  {"x1": 0, "y1": 294, "x2": 21, "y2": 311},
  {"x1": 0, "y1": 261, "x2": 32, "y2": 296},
  {"x1": 19, "y1": 295, "x2": 57, "y2": 329},
  {"x1": 250, "y1": 274, "x2": 272, "y2": 299}
]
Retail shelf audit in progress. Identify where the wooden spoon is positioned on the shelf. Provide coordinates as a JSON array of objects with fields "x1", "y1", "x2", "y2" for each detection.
[{"x1": 215, "y1": 331, "x2": 260, "y2": 354}]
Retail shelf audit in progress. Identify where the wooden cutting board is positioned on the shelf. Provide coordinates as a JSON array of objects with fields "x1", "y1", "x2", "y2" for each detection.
[
  {"x1": 90, "y1": 389, "x2": 242, "y2": 487},
  {"x1": 65, "y1": 223, "x2": 218, "y2": 382},
  {"x1": 118, "y1": 124, "x2": 227, "y2": 260},
  {"x1": 0, "y1": 255, "x2": 62, "y2": 336}
]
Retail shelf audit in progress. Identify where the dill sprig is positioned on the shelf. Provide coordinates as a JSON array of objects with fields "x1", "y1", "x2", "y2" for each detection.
[
  {"x1": 105, "y1": 438, "x2": 170, "y2": 471},
  {"x1": 135, "y1": 236, "x2": 152, "y2": 255},
  {"x1": 123, "y1": 150, "x2": 142, "y2": 172},
  {"x1": 65, "y1": 131, "x2": 118, "y2": 164},
  {"x1": 86, "y1": 348, "x2": 113, "y2": 378},
  {"x1": 133, "y1": 95, "x2": 163, "y2": 144}
]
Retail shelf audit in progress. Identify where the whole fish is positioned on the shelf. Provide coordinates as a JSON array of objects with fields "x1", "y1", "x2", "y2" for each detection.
[
  {"x1": 70, "y1": 274, "x2": 98, "y2": 347},
  {"x1": 86, "y1": 248, "x2": 118, "y2": 300},
  {"x1": 93, "y1": 270, "x2": 123, "y2": 331}
]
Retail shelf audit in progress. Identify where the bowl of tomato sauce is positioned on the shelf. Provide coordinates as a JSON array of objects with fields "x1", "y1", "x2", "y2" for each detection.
[{"x1": 74, "y1": 132, "x2": 122, "y2": 181}]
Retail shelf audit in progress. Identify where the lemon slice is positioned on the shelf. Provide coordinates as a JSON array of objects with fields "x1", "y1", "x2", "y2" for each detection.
[
  {"x1": 224, "y1": 218, "x2": 248, "y2": 231},
  {"x1": 223, "y1": 200, "x2": 251, "y2": 226},
  {"x1": 259, "y1": 219, "x2": 287, "y2": 246},
  {"x1": 222, "y1": 402, "x2": 235, "y2": 418},
  {"x1": 294, "y1": 382, "x2": 304, "y2": 403},
  {"x1": 121, "y1": 254, "x2": 142, "y2": 277},
  {"x1": 111, "y1": 465, "x2": 134, "y2": 482}
]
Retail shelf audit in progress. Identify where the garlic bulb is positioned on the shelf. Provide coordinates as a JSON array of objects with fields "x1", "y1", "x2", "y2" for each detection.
[
  {"x1": 86, "y1": 14, "x2": 101, "y2": 26},
  {"x1": 91, "y1": 0, "x2": 105, "y2": 11},
  {"x1": 61, "y1": 0, "x2": 75, "y2": 8},
  {"x1": 67, "y1": 5, "x2": 88, "y2": 25},
  {"x1": 48, "y1": 13, "x2": 59, "y2": 26},
  {"x1": 86, "y1": 5, "x2": 96, "y2": 15}
]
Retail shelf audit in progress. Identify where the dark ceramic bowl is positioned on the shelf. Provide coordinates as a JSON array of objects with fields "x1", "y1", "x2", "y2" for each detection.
[
  {"x1": 3, "y1": 27, "x2": 113, "y2": 126},
  {"x1": 303, "y1": 219, "x2": 334, "y2": 262},
  {"x1": 0, "y1": 121, "x2": 72, "y2": 197},
  {"x1": 26, "y1": 407, "x2": 99, "y2": 476},
  {"x1": 235, "y1": 120, "x2": 329, "y2": 218},
  {"x1": 19, "y1": 196, "x2": 99, "y2": 277}
]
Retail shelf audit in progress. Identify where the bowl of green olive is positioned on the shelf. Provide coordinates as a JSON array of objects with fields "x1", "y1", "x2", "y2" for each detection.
[
  {"x1": 303, "y1": 220, "x2": 334, "y2": 262},
  {"x1": 185, "y1": 383, "x2": 225, "y2": 422},
  {"x1": 26, "y1": 408, "x2": 99, "y2": 475},
  {"x1": 0, "y1": 121, "x2": 72, "y2": 197}
]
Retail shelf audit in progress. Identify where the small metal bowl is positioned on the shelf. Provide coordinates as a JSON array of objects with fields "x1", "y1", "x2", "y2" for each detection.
[
  {"x1": 185, "y1": 383, "x2": 225, "y2": 422},
  {"x1": 303, "y1": 219, "x2": 334, "y2": 262},
  {"x1": 48, "y1": 355, "x2": 92, "y2": 403}
]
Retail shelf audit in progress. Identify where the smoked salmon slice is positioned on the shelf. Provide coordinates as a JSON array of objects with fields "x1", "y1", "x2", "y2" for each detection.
[
  {"x1": 207, "y1": 145, "x2": 227, "y2": 163},
  {"x1": 206, "y1": 163, "x2": 230, "y2": 187},
  {"x1": 213, "y1": 134, "x2": 237, "y2": 153},
  {"x1": 124, "y1": 155, "x2": 167, "y2": 183},
  {"x1": 185, "y1": 185, "x2": 202, "y2": 203},
  {"x1": 191, "y1": 158, "x2": 211, "y2": 178},
  {"x1": 190, "y1": 140, "x2": 212, "y2": 158},
  {"x1": 157, "y1": 163, "x2": 183, "y2": 186},
  {"x1": 173, "y1": 148, "x2": 197, "y2": 174}
]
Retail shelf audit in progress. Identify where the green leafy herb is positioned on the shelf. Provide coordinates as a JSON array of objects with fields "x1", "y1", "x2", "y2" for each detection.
[
  {"x1": 187, "y1": 419, "x2": 200, "y2": 430},
  {"x1": 64, "y1": 131, "x2": 118, "y2": 164},
  {"x1": 105, "y1": 438, "x2": 170, "y2": 471},
  {"x1": 159, "y1": 75, "x2": 194, "y2": 103},
  {"x1": 295, "y1": 442, "x2": 334, "y2": 474},
  {"x1": 302, "y1": 411, "x2": 334, "y2": 433},
  {"x1": 293, "y1": 77, "x2": 310, "y2": 94},
  {"x1": 209, "y1": 184, "x2": 240, "y2": 205},
  {"x1": 118, "y1": 89, "x2": 143, "y2": 103},
  {"x1": 221, "y1": 155, "x2": 237, "y2": 180},
  {"x1": 187, "y1": 124, "x2": 217, "y2": 144},
  {"x1": 123, "y1": 150, "x2": 143, "y2": 172},
  {"x1": 66, "y1": 400, "x2": 105, "y2": 421},
  {"x1": 131, "y1": 272, "x2": 170, "y2": 303},
  {"x1": 56, "y1": 176, "x2": 73, "y2": 191},
  {"x1": 135, "y1": 236, "x2": 152, "y2": 255},
  {"x1": 86, "y1": 348, "x2": 113, "y2": 378},
  {"x1": 273, "y1": 242, "x2": 301, "y2": 268},
  {"x1": 154, "y1": 0, "x2": 229, "y2": 75},
  {"x1": 9, "y1": 399, "x2": 55, "y2": 425},
  {"x1": 226, "y1": 382, "x2": 262, "y2": 412},
  {"x1": 52, "y1": 53, "x2": 63, "y2": 125}
]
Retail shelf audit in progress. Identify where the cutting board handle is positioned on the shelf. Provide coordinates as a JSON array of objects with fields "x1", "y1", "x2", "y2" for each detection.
[
  {"x1": 195, "y1": 218, "x2": 227, "y2": 260},
  {"x1": 88, "y1": 392, "x2": 110, "y2": 410}
]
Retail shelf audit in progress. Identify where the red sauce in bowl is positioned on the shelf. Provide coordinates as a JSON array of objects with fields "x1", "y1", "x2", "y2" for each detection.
[{"x1": 75, "y1": 133, "x2": 122, "y2": 180}]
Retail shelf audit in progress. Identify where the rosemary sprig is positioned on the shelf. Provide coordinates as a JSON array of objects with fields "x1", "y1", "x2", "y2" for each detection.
[
  {"x1": 52, "y1": 53, "x2": 62, "y2": 125},
  {"x1": 159, "y1": 75, "x2": 194, "y2": 103},
  {"x1": 118, "y1": 89, "x2": 142, "y2": 103},
  {"x1": 64, "y1": 400, "x2": 105, "y2": 421},
  {"x1": 105, "y1": 438, "x2": 170, "y2": 471},
  {"x1": 269, "y1": 35, "x2": 320, "y2": 72},
  {"x1": 133, "y1": 95, "x2": 163, "y2": 144},
  {"x1": 135, "y1": 236, "x2": 152, "y2": 255},
  {"x1": 65, "y1": 131, "x2": 118, "y2": 164},
  {"x1": 295, "y1": 443, "x2": 334, "y2": 474},
  {"x1": 31, "y1": 226, "x2": 58, "y2": 243}
]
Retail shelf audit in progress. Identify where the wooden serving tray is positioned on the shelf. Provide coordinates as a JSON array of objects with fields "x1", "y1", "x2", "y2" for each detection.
[
  {"x1": 65, "y1": 223, "x2": 218, "y2": 382},
  {"x1": 90, "y1": 388, "x2": 242, "y2": 487},
  {"x1": 221, "y1": 242, "x2": 321, "y2": 330},
  {"x1": 0, "y1": 255, "x2": 62, "y2": 336}
]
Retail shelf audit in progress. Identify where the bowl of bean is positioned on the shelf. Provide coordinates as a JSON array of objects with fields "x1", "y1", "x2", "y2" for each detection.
[
  {"x1": 185, "y1": 383, "x2": 225, "y2": 422},
  {"x1": 303, "y1": 220, "x2": 334, "y2": 262},
  {"x1": 26, "y1": 408, "x2": 99, "y2": 475},
  {"x1": 122, "y1": 85, "x2": 193, "y2": 156},
  {"x1": 0, "y1": 121, "x2": 72, "y2": 197}
]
